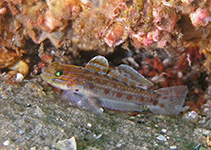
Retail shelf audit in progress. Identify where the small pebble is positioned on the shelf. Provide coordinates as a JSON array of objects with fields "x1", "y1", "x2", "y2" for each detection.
[
  {"x1": 170, "y1": 145, "x2": 177, "y2": 150},
  {"x1": 183, "y1": 111, "x2": 199, "y2": 123},
  {"x1": 156, "y1": 135, "x2": 167, "y2": 142},
  {"x1": 163, "y1": 58, "x2": 171, "y2": 66},
  {"x1": 198, "y1": 118, "x2": 206, "y2": 124},
  {"x1": 153, "y1": 142, "x2": 159, "y2": 148},
  {"x1": 86, "y1": 123, "x2": 92, "y2": 128},
  {"x1": 30, "y1": 147, "x2": 36, "y2": 150},
  {"x1": 154, "y1": 124, "x2": 159, "y2": 128},
  {"x1": 177, "y1": 71, "x2": 183, "y2": 78},
  {"x1": 116, "y1": 140, "x2": 124, "y2": 148},
  {"x1": 140, "y1": 147, "x2": 148, "y2": 150},
  {"x1": 3, "y1": 140, "x2": 10, "y2": 146},
  {"x1": 53, "y1": 137, "x2": 77, "y2": 150},
  {"x1": 202, "y1": 129, "x2": 211, "y2": 136},
  {"x1": 161, "y1": 129, "x2": 167, "y2": 134},
  {"x1": 151, "y1": 75, "x2": 165, "y2": 83}
]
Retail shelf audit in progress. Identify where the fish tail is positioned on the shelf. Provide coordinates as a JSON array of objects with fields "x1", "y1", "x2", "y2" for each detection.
[{"x1": 148, "y1": 86, "x2": 188, "y2": 115}]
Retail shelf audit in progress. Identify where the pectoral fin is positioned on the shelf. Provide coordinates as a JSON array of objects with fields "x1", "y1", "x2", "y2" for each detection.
[{"x1": 62, "y1": 90, "x2": 103, "y2": 115}]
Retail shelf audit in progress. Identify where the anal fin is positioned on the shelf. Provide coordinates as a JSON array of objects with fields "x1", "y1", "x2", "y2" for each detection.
[{"x1": 100, "y1": 98, "x2": 143, "y2": 112}]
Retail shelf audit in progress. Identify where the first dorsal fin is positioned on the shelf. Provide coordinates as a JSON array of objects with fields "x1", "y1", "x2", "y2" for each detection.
[
  {"x1": 108, "y1": 64, "x2": 153, "y2": 89},
  {"x1": 85, "y1": 55, "x2": 109, "y2": 75}
]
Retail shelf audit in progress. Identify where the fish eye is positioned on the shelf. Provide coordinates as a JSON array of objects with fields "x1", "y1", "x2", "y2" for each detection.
[{"x1": 55, "y1": 70, "x2": 63, "y2": 77}]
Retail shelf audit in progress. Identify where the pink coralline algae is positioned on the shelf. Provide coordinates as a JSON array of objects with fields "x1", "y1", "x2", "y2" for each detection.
[
  {"x1": 190, "y1": 8, "x2": 211, "y2": 27},
  {"x1": 0, "y1": 0, "x2": 211, "y2": 61}
]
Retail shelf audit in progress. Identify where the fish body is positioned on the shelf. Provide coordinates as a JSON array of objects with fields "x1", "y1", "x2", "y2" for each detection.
[{"x1": 41, "y1": 56, "x2": 188, "y2": 115}]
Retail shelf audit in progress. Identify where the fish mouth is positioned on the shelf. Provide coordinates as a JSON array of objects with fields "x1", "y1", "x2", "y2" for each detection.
[
  {"x1": 40, "y1": 72, "x2": 52, "y2": 83},
  {"x1": 40, "y1": 68, "x2": 53, "y2": 83}
]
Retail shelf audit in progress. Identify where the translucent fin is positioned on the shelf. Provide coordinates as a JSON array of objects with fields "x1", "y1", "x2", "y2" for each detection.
[
  {"x1": 148, "y1": 86, "x2": 188, "y2": 115},
  {"x1": 62, "y1": 90, "x2": 103, "y2": 115},
  {"x1": 100, "y1": 98, "x2": 143, "y2": 112},
  {"x1": 108, "y1": 64, "x2": 153, "y2": 89},
  {"x1": 85, "y1": 55, "x2": 109, "y2": 75}
]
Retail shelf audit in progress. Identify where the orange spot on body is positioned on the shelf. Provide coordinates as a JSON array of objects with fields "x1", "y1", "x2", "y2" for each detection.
[
  {"x1": 104, "y1": 89, "x2": 110, "y2": 94},
  {"x1": 93, "y1": 66, "x2": 100, "y2": 72},
  {"x1": 95, "y1": 77, "x2": 101, "y2": 82},
  {"x1": 162, "y1": 96, "x2": 168, "y2": 100},
  {"x1": 153, "y1": 100, "x2": 158, "y2": 105},
  {"x1": 130, "y1": 82, "x2": 136, "y2": 86},
  {"x1": 139, "y1": 98, "x2": 145, "y2": 102},
  {"x1": 159, "y1": 103, "x2": 164, "y2": 108},
  {"x1": 170, "y1": 98, "x2": 174, "y2": 101},
  {"x1": 102, "y1": 80, "x2": 108, "y2": 84},
  {"x1": 116, "y1": 92, "x2": 123, "y2": 98},
  {"x1": 86, "y1": 75, "x2": 93, "y2": 81},
  {"x1": 148, "y1": 99, "x2": 153, "y2": 103},
  {"x1": 123, "y1": 78, "x2": 128, "y2": 82},
  {"x1": 102, "y1": 68, "x2": 107, "y2": 73},
  {"x1": 112, "y1": 83, "x2": 117, "y2": 88},
  {"x1": 127, "y1": 95, "x2": 133, "y2": 100},
  {"x1": 88, "y1": 83, "x2": 95, "y2": 89}
]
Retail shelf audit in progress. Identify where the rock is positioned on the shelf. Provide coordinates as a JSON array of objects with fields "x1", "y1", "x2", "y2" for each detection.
[
  {"x1": 53, "y1": 137, "x2": 77, "y2": 150},
  {"x1": 156, "y1": 135, "x2": 167, "y2": 142}
]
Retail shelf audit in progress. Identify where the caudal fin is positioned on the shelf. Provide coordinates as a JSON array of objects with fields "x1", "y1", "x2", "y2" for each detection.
[{"x1": 148, "y1": 86, "x2": 188, "y2": 115}]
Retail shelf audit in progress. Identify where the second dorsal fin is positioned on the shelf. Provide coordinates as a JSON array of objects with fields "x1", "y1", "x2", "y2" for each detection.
[
  {"x1": 85, "y1": 56, "x2": 109, "y2": 75},
  {"x1": 108, "y1": 64, "x2": 153, "y2": 89}
]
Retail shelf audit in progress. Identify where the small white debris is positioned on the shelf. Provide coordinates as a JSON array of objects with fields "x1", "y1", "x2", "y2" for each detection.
[
  {"x1": 198, "y1": 118, "x2": 206, "y2": 124},
  {"x1": 161, "y1": 129, "x2": 167, "y2": 134},
  {"x1": 3, "y1": 140, "x2": 10, "y2": 146},
  {"x1": 154, "y1": 124, "x2": 159, "y2": 128},
  {"x1": 170, "y1": 145, "x2": 177, "y2": 149},
  {"x1": 34, "y1": 106, "x2": 45, "y2": 118},
  {"x1": 16, "y1": 73, "x2": 24, "y2": 82},
  {"x1": 151, "y1": 75, "x2": 165, "y2": 83},
  {"x1": 156, "y1": 135, "x2": 167, "y2": 142},
  {"x1": 86, "y1": 123, "x2": 92, "y2": 128},
  {"x1": 177, "y1": 71, "x2": 183, "y2": 78},
  {"x1": 30, "y1": 147, "x2": 36, "y2": 150},
  {"x1": 163, "y1": 58, "x2": 171, "y2": 66},
  {"x1": 80, "y1": 0, "x2": 88, "y2": 4},
  {"x1": 99, "y1": 108, "x2": 104, "y2": 113},
  {"x1": 126, "y1": 57, "x2": 139, "y2": 68},
  {"x1": 93, "y1": 133, "x2": 103, "y2": 139},
  {"x1": 116, "y1": 140, "x2": 124, "y2": 148}
]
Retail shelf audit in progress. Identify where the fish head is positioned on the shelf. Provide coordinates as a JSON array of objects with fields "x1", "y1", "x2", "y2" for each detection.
[{"x1": 41, "y1": 62, "x2": 84, "y2": 90}]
